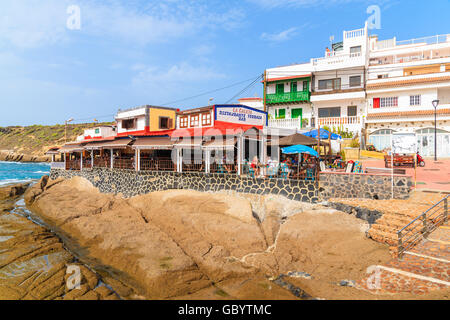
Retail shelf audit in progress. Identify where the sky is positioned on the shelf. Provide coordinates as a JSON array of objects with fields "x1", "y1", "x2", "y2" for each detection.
[{"x1": 0, "y1": 0, "x2": 449, "y2": 126}]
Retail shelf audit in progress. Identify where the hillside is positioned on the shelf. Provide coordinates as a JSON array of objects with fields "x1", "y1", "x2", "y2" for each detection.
[{"x1": 0, "y1": 122, "x2": 114, "y2": 160}]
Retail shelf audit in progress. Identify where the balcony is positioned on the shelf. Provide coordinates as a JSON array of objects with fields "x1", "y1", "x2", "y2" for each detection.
[
  {"x1": 312, "y1": 52, "x2": 365, "y2": 70},
  {"x1": 268, "y1": 118, "x2": 303, "y2": 130},
  {"x1": 266, "y1": 91, "x2": 310, "y2": 104},
  {"x1": 318, "y1": 116, "x2": 362, "y2": 133}
]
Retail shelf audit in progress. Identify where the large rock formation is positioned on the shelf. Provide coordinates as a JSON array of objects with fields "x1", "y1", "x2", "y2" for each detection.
[{"x1": 24, "y1": 176, "x2": 400, "y2": 300}]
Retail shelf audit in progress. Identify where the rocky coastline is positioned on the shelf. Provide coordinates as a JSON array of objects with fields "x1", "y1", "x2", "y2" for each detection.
[
  {"x1": 0, "y1": 182, "x2": 118, "y2": 300},
  {"x1": 0, "y1": 151, "x2": 50, "y2": 163},
  {"x1": 2, "y1": 176, "x2": 447, "y2": 300}
]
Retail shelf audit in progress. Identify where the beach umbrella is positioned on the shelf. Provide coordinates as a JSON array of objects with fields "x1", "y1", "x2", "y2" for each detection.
[
  {"x1": 281, "y1": 145, "x2": 319, "y2": 157},
  {"x1": 303, "y1": 129, "x2": 342, "y2": 140}
]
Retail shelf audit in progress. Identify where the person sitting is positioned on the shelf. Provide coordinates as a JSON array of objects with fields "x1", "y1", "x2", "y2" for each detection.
[
  {"x1": 283, "y1": 157, "x2": 293, "y2": 178},
  {"x1": 251, "y1": 156, "x2": 260, "y2": 176}
]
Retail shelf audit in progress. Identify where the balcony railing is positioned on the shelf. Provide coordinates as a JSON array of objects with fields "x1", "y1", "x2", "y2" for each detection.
[
  {"x1": 113, "y1": 157, "x2": 135, "y2": 170},
  {"x1": 268, "y1": 118, "x2": 303, "y2": 130},
  {"x1": 266, "y1": 91, "x2": 310, "y2": 104},
  {"x1": 318, "y1": 116, "x2": 360, "y2": 126},
  {"x1": 66, "y1": 159, "x2": 81, "y2": 171},
  {"x1": 50, "y1": 162, "x2": 65, "y2": 170},
  {"x1": 312, "y1": 52, "x2": 363, "y2": 67},
  {"x1": 182, "y1": 161, "x2": 205, "y2": 172},
  {"x1": 140, "y1": 158, "x2": 175, "y2": 171},
  {"x1": 94, "y1": 157, "x2": 111, "y2": 168}
]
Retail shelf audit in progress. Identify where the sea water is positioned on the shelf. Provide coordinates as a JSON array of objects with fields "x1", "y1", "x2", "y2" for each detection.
[{"x1": 0, "y1": 161, "x2": 50, "y2": 186}]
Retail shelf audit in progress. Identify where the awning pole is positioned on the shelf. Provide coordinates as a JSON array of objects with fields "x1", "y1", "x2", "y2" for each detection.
[
  {"x1": 110, "y1": 149, "x2": 114, "y2": 169},
  {"x1": 91, "y1": 150, "x2": 93, "y2": 169},
  {"x1": 80, "y1": 152, "x2": 83, "y2": 171}
]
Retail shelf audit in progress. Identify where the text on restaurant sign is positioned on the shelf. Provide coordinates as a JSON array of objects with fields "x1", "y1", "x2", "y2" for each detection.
[{"x1": 215, "y1": 106, "x2": 267, "y2": 127}]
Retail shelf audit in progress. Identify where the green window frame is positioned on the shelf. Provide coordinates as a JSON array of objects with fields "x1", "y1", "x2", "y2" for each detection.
[
  {"x1": 276, "y1": 109, "x2": 286, "y2": 119},
  {"x1": 291, "y1": 82, "x2": 297, "y2": 92},
  {"x1": 291, "y1": 108, "x2": 302, "y2": 119},
  {"x1": 276, "y1": 83, "x2": 284, "y2": 94},
  {"x1": 95, "y1": 128, "x2": 100, "y2": 134}
]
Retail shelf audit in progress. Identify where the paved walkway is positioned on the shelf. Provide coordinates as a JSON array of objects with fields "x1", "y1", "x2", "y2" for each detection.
[
  {"x1": 357, "y1": 221, "x2": 449, "y2": 295},
  {"x1": 359, "y1": 158, "x2": 450, "y2": 192}
]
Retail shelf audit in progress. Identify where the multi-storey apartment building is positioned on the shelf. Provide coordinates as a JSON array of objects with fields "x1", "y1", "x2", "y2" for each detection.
[
  {"x1": 264, "y1": 24, "x2": 369, "y2": 136},
  {"x1": 365, "y1": 34, "x2": 450, "y2": 156}
]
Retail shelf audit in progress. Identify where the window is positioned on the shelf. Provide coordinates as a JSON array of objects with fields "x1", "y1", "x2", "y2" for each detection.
[
  {"x1": 201, "y1": 112, "x2": 211, "y2": 126},
  {"x1": 291, "y1": 108, "x2": 302, "y2": 119},
  {"x1": 303, "y1": 81, "x2": 308, "y2": 91},
  {"x1": 291, "y1": 82, "x2": 297, "y2": 92},
  {"x1": 350, "y1": 46, "x2": 362, "y2": 54},
  {"x1": 276, "y1": 83, "x2": 284, "y2": 94},
  {"x1": 276, "y1": 109, "x2": 286, "y2": 119},
  {"x1": 95, "y1": 128, "x2": 100, "y2": 134},
  {"x1": 377, "y1": 74, "x2": 388, "y2": 79},
  {"x1": 349, "y1": 76, "x2": 361, "y2": 87},
  {"x1": 347, "y1": 106, "x2": 357, "y2": 117},
  {"x1": 179, "y1": 116, "x2": 188, "y2": 128},
  {"x1": 318, "y1": 107, "x2": 341, "y2": 118},
  {"x1": 159, "y1": 117, "x2": 171, "y2": 130},
  {"x1": 121, "y1": 119, "x2": 136, "y2": 130},
  {"x1": 318, "y1": 78, "x2": 341, "y2": 90},
  {"x1": 380, "y1": 97, "x2": 398, "y2": 108},
  {"x1": 190, "y1": 114, "x2": 200, "y2": 127},
  {"x1": 410, "y1": 95, "x2": 421, "y2": 106}
]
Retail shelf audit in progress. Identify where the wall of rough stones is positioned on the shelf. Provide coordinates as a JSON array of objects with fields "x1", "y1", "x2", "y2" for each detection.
[
  {"x1": 50, "y1": 168, "x2": 320, "y2": 203},
  {"x1": 319, "y1": 172, "x2": 413, "y2": 200},
  {"x1": 49, "y1": 169, "x2": 413, "y2": 204}
]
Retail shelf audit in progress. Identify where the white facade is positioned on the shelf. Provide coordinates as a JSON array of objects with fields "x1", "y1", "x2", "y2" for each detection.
[
  {"x1": 237, "y1": 97, "x2": 264, "y2": 111},
  {"x1": 115, "y1": 107, "x2": 147, "y2": 135},
  {"x1": 76, "y1": 126, "x2": 116, "y2": 142},
  {"x1": 366, "y1": 33, "x2": 450, "y2": 156}
]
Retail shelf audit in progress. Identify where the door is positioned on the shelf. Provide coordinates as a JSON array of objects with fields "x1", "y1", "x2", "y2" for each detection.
[{"x1": 291, "y1": 108, "x2": 303, "y2": 128}]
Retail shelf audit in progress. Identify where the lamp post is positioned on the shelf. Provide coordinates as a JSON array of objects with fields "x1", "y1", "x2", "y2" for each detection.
[
  {"x1": 65, "y1": 118, "x2": 74, "y2": 143},
  {"x1": 432, "y1": 100, "x2": 439, "y2": 161}
]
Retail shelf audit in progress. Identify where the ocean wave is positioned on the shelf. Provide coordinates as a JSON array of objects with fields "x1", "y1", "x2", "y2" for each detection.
[
  {"x1": 34, "y1": 171, "x2": 50, "y2": 174},
  {"x1": 0, "y1": 178, "x2": 35, "y2": 186}
]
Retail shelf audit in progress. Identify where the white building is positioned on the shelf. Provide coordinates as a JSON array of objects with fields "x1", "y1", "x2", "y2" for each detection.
[
  {"x1": 76, "y1": 125, "x2": 116, "y2": 142},
  {"x1": 366, "y1": 33, "x2": 450, "y2": 157},
  {"x1": 263, "y1": 24, "x2": 369, "y2": 137}
]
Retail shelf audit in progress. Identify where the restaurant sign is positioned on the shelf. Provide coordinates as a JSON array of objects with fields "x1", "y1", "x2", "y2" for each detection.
[{"x1": 214, "y1": 105, "x2": 267, "y2": 127}]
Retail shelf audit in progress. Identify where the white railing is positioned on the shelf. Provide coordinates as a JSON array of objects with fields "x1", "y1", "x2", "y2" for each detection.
[
  {"x1": 51, "y1": 162, "x2": 65, "y2": 169},
  {"x1": 268, "y1": 118, "x2": 302, "y2": 130},
  {"x1": 318, "y1": 116, "x2": 360, "y2": 126},
  {"x1": 396, "y1": 34, "x2": 450, "y2": 46},
  {"x1": 345, "y1": 28, "x2": 365, "y2": 39},
  {"x1": 374, "y1": 38, "x2": 396, "y2": 50},
  {"x1": 312, "y1": 52, "x2": 363, "y2": 67}
]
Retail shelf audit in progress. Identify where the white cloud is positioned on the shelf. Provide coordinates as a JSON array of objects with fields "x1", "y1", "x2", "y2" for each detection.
[
  {"x1": 0, "y1": 0, "x2": 246, "y2": 48},
  {"x1": 261, "y1": 27, "x2": 298, "y2": 42},
  {"x1": 248, "y1": 0, "x2": 368, "y2": 9},
  {"x1": 132, "y1": 62, "x2": 226, "y2": 85}
]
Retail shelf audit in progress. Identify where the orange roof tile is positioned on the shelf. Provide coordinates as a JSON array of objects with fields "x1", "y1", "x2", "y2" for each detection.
[{"x1": 367, "y1": 108, "x2": 450, "y2": 120}]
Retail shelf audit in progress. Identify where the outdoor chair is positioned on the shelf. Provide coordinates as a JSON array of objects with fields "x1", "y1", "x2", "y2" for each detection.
[
  {"x1": 279, "y1": 163, "x2": 289, "y2": 179},
  {"x1": 306, "y1": 168, "x2": 315, "y2": 181},
  {"x1": 353, "y1": 161, "x2": 363, "y2": 173},
  {"x1": 248, "y1": 166, "x2": 256, "y2": 178},
  {"x1": 266, "y1": 165, "x2": 278, "y2": 178}
]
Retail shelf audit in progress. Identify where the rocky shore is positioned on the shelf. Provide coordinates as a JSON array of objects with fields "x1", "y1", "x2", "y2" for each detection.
[
  {"x1": 23, "y1": 175, "x2": 404, "y2": 300},
  {"x1": 0, "y1": 151, "x2": 50, "y2": 163},
  {"x1": 0, "y1": 182, "x2": 118, "y2": 300}
]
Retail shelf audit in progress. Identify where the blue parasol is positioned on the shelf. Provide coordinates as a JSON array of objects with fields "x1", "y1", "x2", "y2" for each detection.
[
  {"x1": 303, "y1": 129, "x2": 342, "y2": 140},
  {"x1": 281, "y1": 145, "x2": 319, "y2": 157}
]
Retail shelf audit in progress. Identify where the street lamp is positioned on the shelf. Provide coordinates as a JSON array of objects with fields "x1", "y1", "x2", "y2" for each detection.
[
  {"x1": 432, "y1": 99, "x2": 440, "y2": 161},
  {"x1": 65, "y1": 118, "x2": 74, "y2": 143},
  {"x1": 209, "y1": 98, "x2": 214, "y2": 106}
]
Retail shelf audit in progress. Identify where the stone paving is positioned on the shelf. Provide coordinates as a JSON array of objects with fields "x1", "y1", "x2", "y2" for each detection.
[{"x1": 357, "y1": 224, "x2": 449, "y2": 296}]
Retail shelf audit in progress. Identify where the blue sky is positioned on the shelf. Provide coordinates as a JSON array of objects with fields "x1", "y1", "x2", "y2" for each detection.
[{"x1": 1, "y1": 0, "x2": 449, "y2": 126}]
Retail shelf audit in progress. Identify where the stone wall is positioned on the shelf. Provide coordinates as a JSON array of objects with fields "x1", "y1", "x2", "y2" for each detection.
[
  {"x1": 50, "y1": 168, "x2": 320, "y2": 203},
  {"x1": 319, "y1": 172, "x2": 413, "y2": 200}
]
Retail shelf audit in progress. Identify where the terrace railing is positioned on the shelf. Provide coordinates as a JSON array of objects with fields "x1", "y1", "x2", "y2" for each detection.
[
  {"x1": 210, "y1": 162, "x2": 237, "y2": 174},
  {"x1": 50, "y1": 162, "x2": 65, "y2": 170},
  {"x1": 397, "y1": 195, "x2": 449, "y2": 258},
  {"x1": 66, "y1": 159, "x2": 81, "y2": 171},
  {"x1": 93, "y1": 157, "x2": 111, "y2": 168},
  {"x1": 113, "y1": 157, "x2": 135, "y2": 170},
  {"x1": 182, "y1": 162, "x2": 205, "y2": 172},
  {"x1": 140, "y1": 158, "x2": 175, "y2": 172}
]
